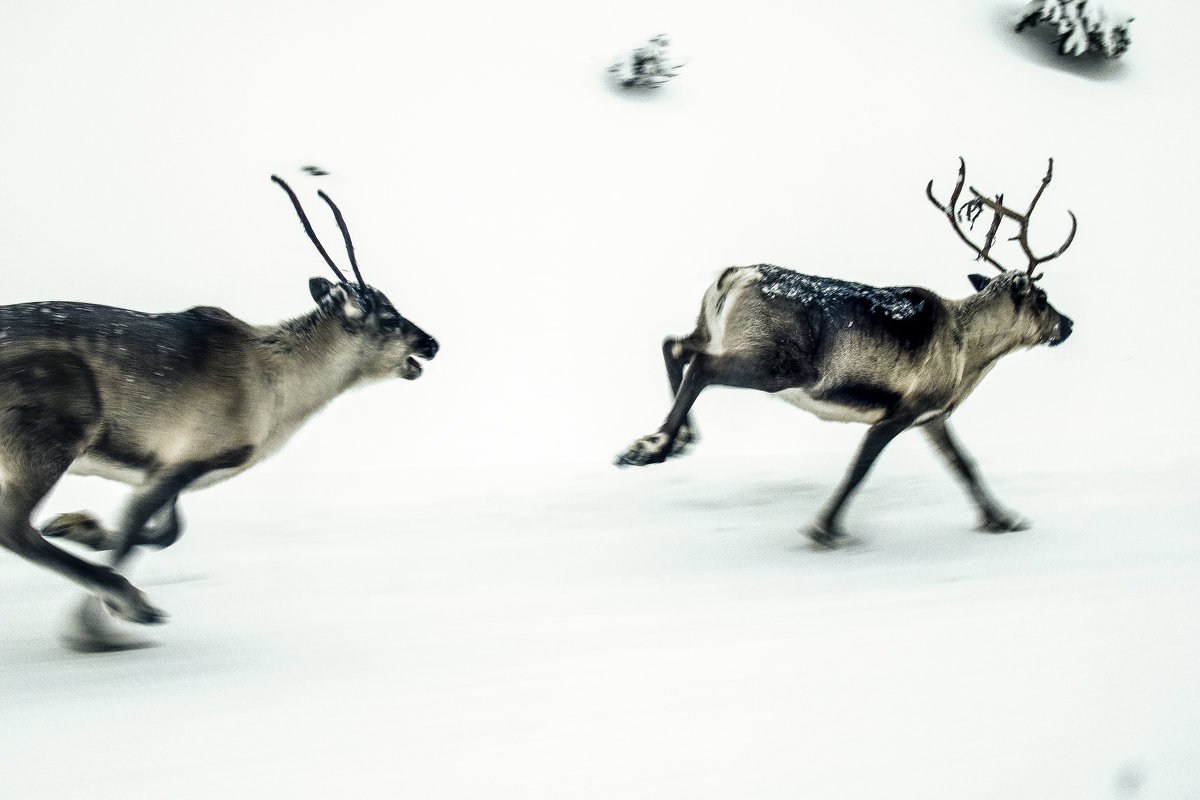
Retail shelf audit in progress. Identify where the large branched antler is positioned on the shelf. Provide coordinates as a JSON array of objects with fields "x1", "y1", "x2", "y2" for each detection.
[
  {"x1": 271, "y1": 175, "x2": 368, "y2": 290},
  {"x1": 927, "y1": 158, "x2": 1007, "y2": 274},
  {"x1": 927, "y1": 157, "x2": 1077, "y2": 281}
]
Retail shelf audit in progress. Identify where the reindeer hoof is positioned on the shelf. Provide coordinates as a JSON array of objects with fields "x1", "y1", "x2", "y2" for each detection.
[
  {"x1": 42, "y1": 512, "x2": 112, "y2": 550},
  {"x1": 614, "y1": 432, "x2": 673, "y2": 467},
  {"x1": 807, "y1": 522, "x2": 848, "y2": 549},
  {"x1": 103, "y1": 586, "x2": 168, "y2": 626},
  {"x1": 978, "y1": 512, "x2": 1030, "y2": 533}
]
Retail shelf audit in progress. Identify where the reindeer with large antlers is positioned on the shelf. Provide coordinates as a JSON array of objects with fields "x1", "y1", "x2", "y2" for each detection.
[
  {"x1": 616, "y1": 158, "x2": 1075, "y2": 546},
  {"x1": 0, "y1": 176, "x2": 437, "y2": 650}
]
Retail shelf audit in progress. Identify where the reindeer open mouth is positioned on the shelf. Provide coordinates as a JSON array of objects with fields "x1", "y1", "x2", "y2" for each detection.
[
  {"x1": 402, "y1": 342, "x2": 438, "y2": 379},
  {"x1": 402, "y1": 356, "x2": 425, "y2": 380},
  {"x1": 402, "y1": 338, "x2": 439, "y2": 380}
]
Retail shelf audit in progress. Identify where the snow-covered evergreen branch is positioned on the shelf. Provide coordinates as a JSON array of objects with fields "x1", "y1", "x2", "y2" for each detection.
[{"x1": 1016, "y1": 0, "x2": 1133, "y2": 58}]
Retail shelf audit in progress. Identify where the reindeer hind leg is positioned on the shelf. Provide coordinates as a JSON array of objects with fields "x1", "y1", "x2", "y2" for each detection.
[
  {"x1": 662, "y1": 335, "x2": 705, "y2": 455},
  {"x1": 616, "y1": 350, "x2": 783, "y2": 467},
  {"x1": 0, "y1": 407, "x2": 165, "y2": 637},
  {"x1": 61, "y1": 482, "x2": 187, "y2": 653},
  {"x1": 61, "y1": 467, "x2": 219, "y2": 654}
]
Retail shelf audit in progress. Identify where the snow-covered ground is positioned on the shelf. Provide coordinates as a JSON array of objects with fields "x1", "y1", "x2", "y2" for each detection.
[{"x1": 2, "y1": 1, "x2": 1198, "y2": 798}]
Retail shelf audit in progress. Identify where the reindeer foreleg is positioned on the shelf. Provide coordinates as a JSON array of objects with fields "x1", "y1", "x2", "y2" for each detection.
[
  {"x1": 921, "y1": 417, "x2": 1029, "y2": 533},
  {"x1": 43, "y1": 501, "x2": 182, "y2": 552},
  {"x1": 109, "y1": 489, "x2": 188, "y2": 569},
  {"x1": 103, "y1": 449, "x2": 248, "y2": 568},
  {"x1": 809, "y1": 414, "x2": 915, "y2": 547}
]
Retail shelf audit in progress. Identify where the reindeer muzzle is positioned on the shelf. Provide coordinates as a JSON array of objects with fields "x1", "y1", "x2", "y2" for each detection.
[
  {"x1": 400, "y1": 336, "x2": 439, "y2": 380},
  {"x1": 1049, "y1": 314, "x2": 1073, "y2": 346}
]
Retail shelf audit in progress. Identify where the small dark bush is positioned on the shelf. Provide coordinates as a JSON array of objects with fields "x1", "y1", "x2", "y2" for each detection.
[{"x1": 609, "y1": 35, "x2": 685, "y2": 90}]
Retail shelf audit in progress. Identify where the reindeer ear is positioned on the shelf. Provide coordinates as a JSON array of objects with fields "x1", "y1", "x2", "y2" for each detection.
[
  {"x1": 311, "y1": 276, "x2": 348, "y2": 310},
  {"x1": 310, "y1": 277, "x2": 335, "y2": 304},
  {"x1": 310, "y1": 278, "x2": 366, "y2": 320},
  {"x1": 968, "y1": 274, "x2": 991, "y2": 292}
]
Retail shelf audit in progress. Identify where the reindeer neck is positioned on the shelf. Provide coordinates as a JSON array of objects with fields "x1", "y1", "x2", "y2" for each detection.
[
  {"x1": 256, "y1": 310, "x2": 369, "y2": 425},
  {"x1": 948, "y1": 292, "x2": 1027, "y2": 375}
]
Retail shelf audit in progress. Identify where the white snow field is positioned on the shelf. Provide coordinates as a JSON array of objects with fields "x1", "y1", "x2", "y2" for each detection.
[{"x1": 1, "y1": 1, "x2": 1198, "y2": 798}]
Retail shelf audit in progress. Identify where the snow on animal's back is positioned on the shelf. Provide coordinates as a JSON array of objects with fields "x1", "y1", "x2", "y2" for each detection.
[
  {"x1": 752, "y1": 264, "x2": 943, "y2": 351},
  {"x1": 701, "y1": 264, "x2": 940, "y2": 357},
  {"x1": 754, "y1": 265, "x2": 930, "y2": 327}
]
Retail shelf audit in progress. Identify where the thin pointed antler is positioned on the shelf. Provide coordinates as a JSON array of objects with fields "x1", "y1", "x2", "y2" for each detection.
[
  {"x1": 928, "y1": 158, "x2": 1077, "y2": 281},
  {"x1": 270, "y1": 174, "x2": 349, "y2": 284},
  {"x1": 317, "y1": 190, "x2": 367, "y2": 291}
]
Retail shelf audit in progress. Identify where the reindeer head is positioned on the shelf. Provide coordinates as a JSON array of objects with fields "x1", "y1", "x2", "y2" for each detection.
[
  {"x1": 273, "y1": 175, "x2": 438, "y2": 381},
  {"x1": 965, "y1": 270, "x2": 1073, "y2": 347},
  {"x1": 307, "y1": 277, "x2": 438, "y2": 379},
  {"x1": 928, "y1": 158, "x2": 1076, "y2": 348}
]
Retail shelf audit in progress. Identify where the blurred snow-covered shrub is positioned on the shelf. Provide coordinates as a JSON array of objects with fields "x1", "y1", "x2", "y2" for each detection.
[
  {"x1": 1016, "y1": 0, "x2": 1133, "y2": 58},
  {"x1": 608, "y1": 35, "x2": 685, "y2": 90}
]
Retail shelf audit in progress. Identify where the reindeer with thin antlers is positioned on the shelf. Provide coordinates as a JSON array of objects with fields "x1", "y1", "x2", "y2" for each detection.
[
  {"x1": 616, "y1": 158, "x2": 1075, "y2": 546},
  {"x1": 0, "y1": 176, "x2": 438, "y2": 649}
]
